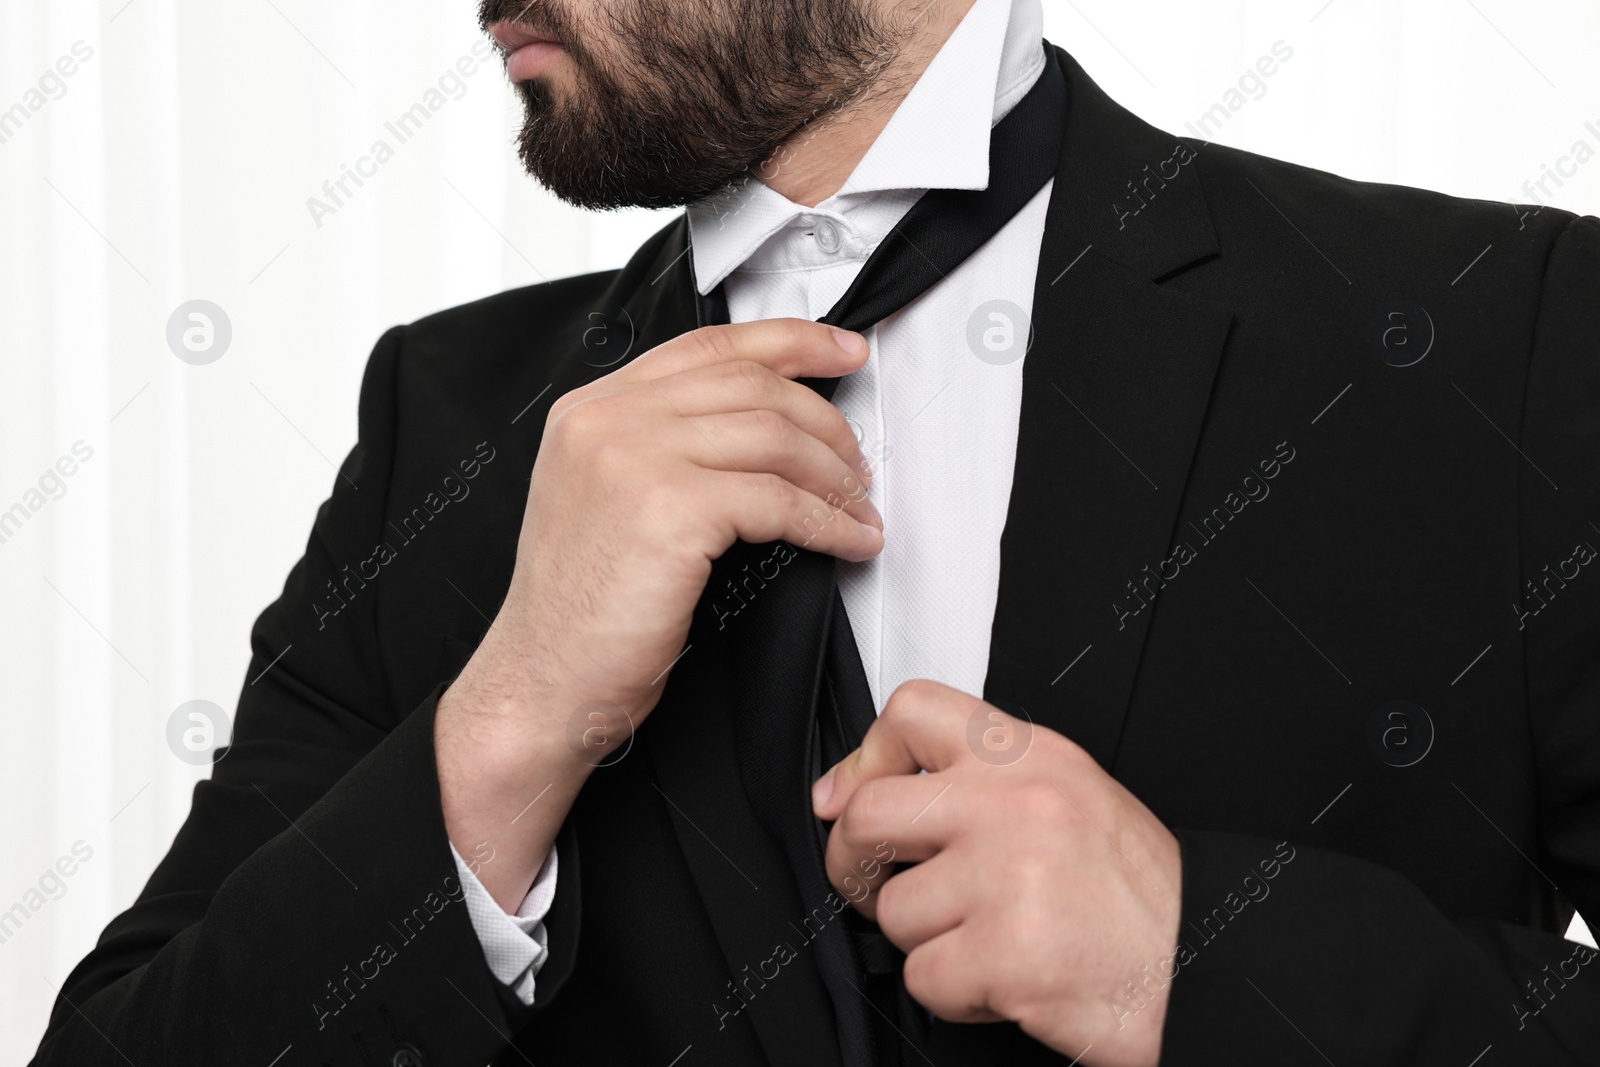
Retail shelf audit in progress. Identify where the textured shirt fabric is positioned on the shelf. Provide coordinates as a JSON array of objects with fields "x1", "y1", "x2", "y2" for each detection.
[
  {"x1": 451, "y1": 842, "x2": 556, "y2": 1003},
  {"x1": 454, "y1": 0, "x2": 1051, "y2": 1005}
]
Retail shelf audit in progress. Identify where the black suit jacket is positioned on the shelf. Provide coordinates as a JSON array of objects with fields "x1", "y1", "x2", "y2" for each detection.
[{"x1": 34, "y1": 47, "x2": 1600, "y2": 1067}]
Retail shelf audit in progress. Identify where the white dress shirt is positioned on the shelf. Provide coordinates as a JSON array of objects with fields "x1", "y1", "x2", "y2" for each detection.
[{"x1": 452, "y1": 0, "x2": 1052, "y2": 1006}]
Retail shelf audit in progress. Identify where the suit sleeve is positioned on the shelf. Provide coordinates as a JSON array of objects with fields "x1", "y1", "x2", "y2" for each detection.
[
  {"x1": 30, "y1": 327, "x2": 528, "y2": 1067},
  {"x1": 1158, "y1": 216, "x2": 1600, "y2": 1066}
]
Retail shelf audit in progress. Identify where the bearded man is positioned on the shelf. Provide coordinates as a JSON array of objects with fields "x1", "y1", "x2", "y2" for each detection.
[{"x1": 33, "y1": 1, "x2": 1600, "y2": 1065}]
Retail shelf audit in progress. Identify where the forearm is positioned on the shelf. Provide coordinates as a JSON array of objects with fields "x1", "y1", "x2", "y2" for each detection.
[{"x1": 434, "y1": 620, "x2": 595, "y2": 912}]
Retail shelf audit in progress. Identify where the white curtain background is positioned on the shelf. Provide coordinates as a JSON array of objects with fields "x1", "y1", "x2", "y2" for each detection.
[{"x1": 2, "y1": 0, "x2": 1597, "y2": 1057}]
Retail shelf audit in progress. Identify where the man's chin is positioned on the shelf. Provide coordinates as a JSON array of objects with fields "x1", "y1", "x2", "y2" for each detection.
[
  {"x1": 523, "y1": 156, "x2": 744, "y2": 213},
  {"x1": 513, "y1": 85, "x2": 766, "y2": 211},
  {"x1": 513, "y1": 131, "x2": 694, "y2": 209}
]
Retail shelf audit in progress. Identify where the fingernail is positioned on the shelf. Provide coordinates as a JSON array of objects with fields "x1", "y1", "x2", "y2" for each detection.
[
  {"x1": 833, "y1": 328, "x2": 868, "y2": 358},
  {"x1": 855, "y1": 523, "x2": 884, "y2": 559},
  {"x1": 812, "y1": 769, "x2": 835, "y2": 812},
  {"x1": 864, "y1": 501, "x2": 883, "y2": 530}
]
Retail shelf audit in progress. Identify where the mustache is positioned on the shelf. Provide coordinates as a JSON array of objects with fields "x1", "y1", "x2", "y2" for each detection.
[{"x1": 477, "y1": 0, "x2": 567, "y2": 41}]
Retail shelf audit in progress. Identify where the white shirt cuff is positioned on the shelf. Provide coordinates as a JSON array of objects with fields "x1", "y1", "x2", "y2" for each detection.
[{"x1": 450, "y1": 842, "x2": 558, "y2": 1006}]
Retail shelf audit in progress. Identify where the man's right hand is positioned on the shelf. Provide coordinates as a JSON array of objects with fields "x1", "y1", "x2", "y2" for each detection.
[{"x1": 435, "y1": 319, "x2": 882, "y2": 909}]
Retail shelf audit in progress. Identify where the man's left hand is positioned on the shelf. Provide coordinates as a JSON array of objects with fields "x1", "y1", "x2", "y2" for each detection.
[{"x1": 811, "y1": 679, "x2": 1183, "y2": 1067}]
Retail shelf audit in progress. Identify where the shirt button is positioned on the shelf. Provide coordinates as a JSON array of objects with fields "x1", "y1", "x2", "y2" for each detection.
[{"x1": 814, "y1": 218, "x2": 843, "y2": 254}]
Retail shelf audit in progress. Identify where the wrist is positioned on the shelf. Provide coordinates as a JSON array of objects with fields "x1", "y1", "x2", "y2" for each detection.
[{"x1": 434, "y1": 670, "x2": 592, "y2": 911}]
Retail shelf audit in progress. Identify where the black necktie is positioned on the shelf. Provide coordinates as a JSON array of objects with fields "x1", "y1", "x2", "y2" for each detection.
[{"x1": 695, "y1": 47, "x2": 1067, "y2": 1067}]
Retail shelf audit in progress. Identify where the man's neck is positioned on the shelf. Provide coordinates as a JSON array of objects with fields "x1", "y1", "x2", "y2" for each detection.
[{"x1": 755, "y1": 0, "x2": 977, "y2": 207}]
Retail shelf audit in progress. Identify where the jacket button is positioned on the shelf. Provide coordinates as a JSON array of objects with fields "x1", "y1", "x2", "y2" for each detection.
[{"x1": 391, "y1": 1044, "x2": 426, "y2": 1067}]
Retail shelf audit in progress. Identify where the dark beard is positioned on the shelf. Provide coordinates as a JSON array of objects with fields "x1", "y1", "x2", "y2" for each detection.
[{"x1": 478, "y1": 0, "x2": 907, "y2": 210}]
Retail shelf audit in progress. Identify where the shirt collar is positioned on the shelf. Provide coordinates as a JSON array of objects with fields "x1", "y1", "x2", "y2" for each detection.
[{"x1": 687, "y1": 0, "x2": 1046, "y2": 295}]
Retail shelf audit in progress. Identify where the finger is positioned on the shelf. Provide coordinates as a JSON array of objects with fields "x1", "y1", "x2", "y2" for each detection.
[
  {"x1": 813, "y1": 679, "x2": 985, "y2": 822},
  {"x1": 646, "y1": 360, "x2": 873, "y2": 486},
  {"x1": 872, "y1": 853, "x2": 970, "y2": 952},
  {"x1": 711, "y1": 469, "x2": 883, "y2": 563},
  {"x1": 822, "y1": 775, "x2": 952, "y2": 917},
  {"x1": 673, "y1": 410, "x2": 881, "y2": 531},
  {"x1": 823, "y1": 774, "x2": 955, "y2": 916},
  {"x1": 902, "y1": 925, "x2": 1004, "y2": 1024},
  {"x1": 614, "y1": 318, "x2": 870, "y2": 385}
]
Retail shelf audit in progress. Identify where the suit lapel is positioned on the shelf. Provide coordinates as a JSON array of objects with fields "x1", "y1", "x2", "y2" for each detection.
[{"x1": 982, "y1": 48, "x2": 1234, "y2": 772}]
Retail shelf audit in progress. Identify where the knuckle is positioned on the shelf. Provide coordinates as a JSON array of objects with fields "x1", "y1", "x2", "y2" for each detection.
[
  {"x1": 837, "y1": 783, "x2": 890, "y2": 849},
  {"x1": 1060, "y1": 733, "x2": 1096, "y2": 769},
  {"x1": 731, "y1": 358, "x2": 772, "y2": 397},
  {"x1": 750, "y1": 406, "x2": 792, "y2": 445},
  {"x1": 545, "y1": 388, "x2": 581, "y2": 425},
  {"x1": 883, "y1": 679, "x2": 939, "y2": 724},
  {"x1": 784, "y1": 316, "x2": 823, "y2": 354},
  {"x1": 548, "y1": 395, "x2": 610, "y2": 449},
  {"x1": 753, "y1": 473, "x2": 799, "y2": 518},
  {"x1": 694, "y1": 325, "x2": 738, "y2": 365},
  {"x1": 879, "y1": 692, "x2": 912, "y2": 727},
  {"x1": 772, "y1": 475, "x2": 804, "y2": 512}
]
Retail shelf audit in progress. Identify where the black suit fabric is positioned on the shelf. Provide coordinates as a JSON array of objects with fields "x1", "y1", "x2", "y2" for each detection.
[{"x1": 32, "y1": 47, "x2": 1600, "y2": 1067}]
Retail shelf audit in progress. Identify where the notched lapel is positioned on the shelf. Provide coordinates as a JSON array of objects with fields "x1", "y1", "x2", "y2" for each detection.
[{"x1": 984, "y1": 49, "x2": 1234, "y2": 773}]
